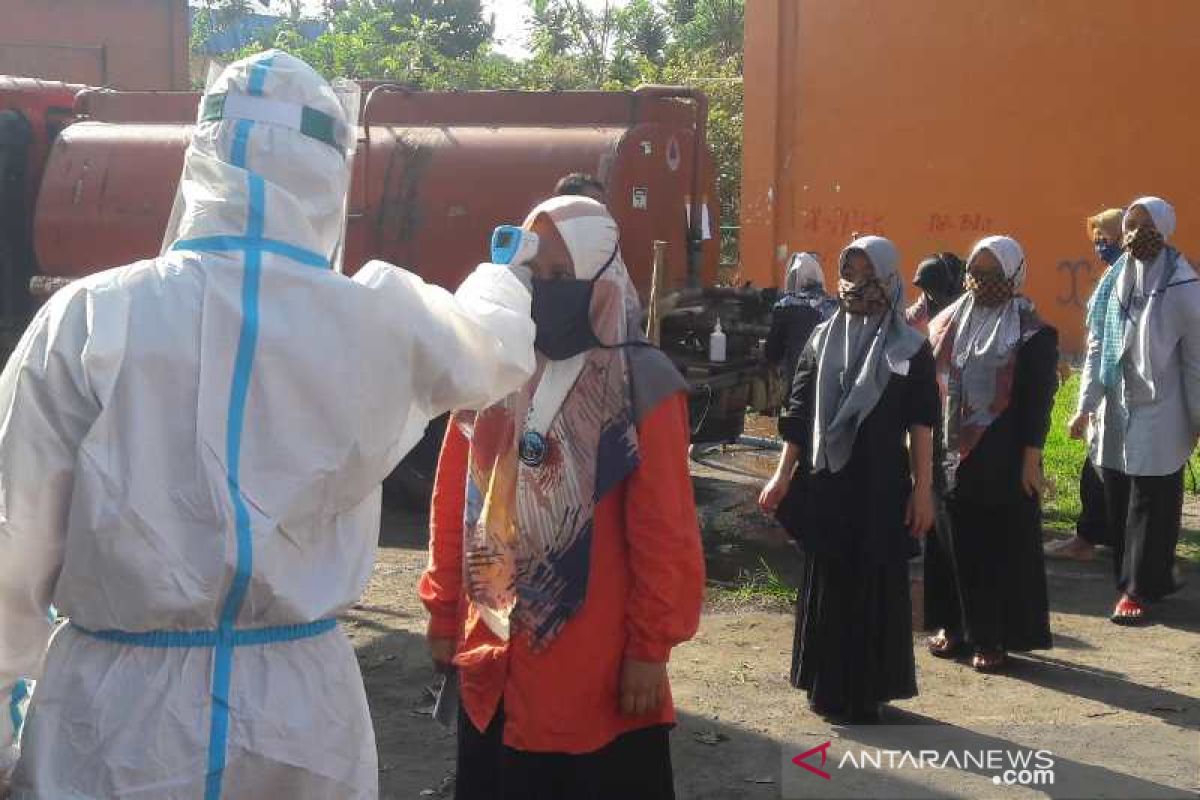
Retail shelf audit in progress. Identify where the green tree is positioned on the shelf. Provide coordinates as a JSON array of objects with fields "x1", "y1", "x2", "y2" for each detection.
[
  {"x1": 670, "y1": 0, "x2": 743, "y2": 61},
  {"x1": 331, "y1": 0, "x2": 493, "y2": 58},
  {"x1": 615, "y1": 0, "x2": 669, "y2": 66},
  {"x1": 527, "y1": 0, "x2": 619, "y2": 85}
]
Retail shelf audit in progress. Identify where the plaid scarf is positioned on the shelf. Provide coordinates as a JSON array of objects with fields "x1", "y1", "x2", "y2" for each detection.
[{"x1": 1086, "y1": 254, "x2": 1128, "y2": 389}]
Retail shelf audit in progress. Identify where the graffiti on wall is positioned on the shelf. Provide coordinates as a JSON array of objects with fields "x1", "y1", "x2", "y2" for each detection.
[
  {"x1": 801, "y1": 206, "x2": 886, "y2": 238},
  {"x1": 1056, "y1": 258, "x2": 1101, "y2": 310},
  {"x1": 927, "y1": 212, "x2": 993, "y2": 235}
]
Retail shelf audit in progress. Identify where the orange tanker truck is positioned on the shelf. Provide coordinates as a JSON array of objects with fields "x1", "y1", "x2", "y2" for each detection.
[{"x1": 0, "y1": 78, "x2": 771, "y2": 501}]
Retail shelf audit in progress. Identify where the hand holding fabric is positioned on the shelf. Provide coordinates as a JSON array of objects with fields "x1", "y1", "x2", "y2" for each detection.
[{"x1": 1068, "y1": 412, "x2": 1090, "y2": 441}]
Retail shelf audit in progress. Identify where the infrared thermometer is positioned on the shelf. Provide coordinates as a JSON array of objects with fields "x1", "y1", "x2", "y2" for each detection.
[{"x1": 490, "y1": 225, "x2": 540, "y2": 266}]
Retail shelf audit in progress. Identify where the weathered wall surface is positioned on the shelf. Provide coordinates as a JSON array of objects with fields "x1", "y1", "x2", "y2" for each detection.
[{"x1": 742, "y1": 0, "x2": 1199, "y2": 352}]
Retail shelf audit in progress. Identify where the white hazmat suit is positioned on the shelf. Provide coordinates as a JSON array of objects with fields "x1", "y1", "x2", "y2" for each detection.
[{"x1": 0, "y1": 51, "x2": 535, "y2": 798}]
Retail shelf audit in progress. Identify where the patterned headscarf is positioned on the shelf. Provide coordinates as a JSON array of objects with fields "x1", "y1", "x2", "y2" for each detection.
[
  {"x1": 457, "y1": 196, "x2": 682, "y2": 650},
  {"x1": 930, "y1": 236, "x2": 1045, "y2": 485}
]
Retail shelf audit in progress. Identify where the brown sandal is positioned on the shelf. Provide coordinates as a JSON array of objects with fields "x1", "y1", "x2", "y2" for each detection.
[
  {"x1": 927, "y1": 630, "x2": 963, "y2": 659},
  {"x1": 972, "y1": 648, "x2": 1007, "y2": 673}
]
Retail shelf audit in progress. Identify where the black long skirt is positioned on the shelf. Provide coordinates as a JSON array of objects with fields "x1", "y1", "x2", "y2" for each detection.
[
  {"x1": 924, "y1": 495, "x2": 1052, "y2": 652},
  {"x1": 455, "y1": 704, "x2": 675, "y2": 800},
  {"x1": 791, "y1": 550, "x2": 917, "y2": 715}
]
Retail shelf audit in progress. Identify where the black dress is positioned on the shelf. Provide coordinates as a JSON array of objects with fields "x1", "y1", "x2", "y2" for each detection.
[
  {"x1": 765, "y1": 303, "x2": 824, "y2": 393},
  {"x1": 924, "y1": 327, "x2": 1057, "y2": 653},
  {"x1": 777, "y1": 342, "x2": 939, "y2": 717}
]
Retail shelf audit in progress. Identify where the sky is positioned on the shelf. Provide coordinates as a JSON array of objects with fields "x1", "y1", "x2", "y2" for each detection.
[{"x1": 243, "y1": 0, "x2": 626, "y2": 59}]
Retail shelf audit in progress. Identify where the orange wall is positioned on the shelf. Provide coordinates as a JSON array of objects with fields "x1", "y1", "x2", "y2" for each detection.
[
  {"x1": 741, "y1": 0, "x2": 1200, "y2": 353},
  {"x1": 0, "y1": 0, "x2": 188, "y2": 90}
]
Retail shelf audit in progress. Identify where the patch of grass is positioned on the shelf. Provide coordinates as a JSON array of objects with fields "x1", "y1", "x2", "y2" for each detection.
[
  {"x1": 707, "y1": 556, "x2": 797, "y2": 609},
  {"x1": 1179, "y1": 529, "x2": 1200, "y2": 563},
  {"x1": 1043, "y1": 373, "x2": 1088, "y2": 534},
  {"x1": 1043, "y1": 372, "x2": 1200, "y2": 562}
]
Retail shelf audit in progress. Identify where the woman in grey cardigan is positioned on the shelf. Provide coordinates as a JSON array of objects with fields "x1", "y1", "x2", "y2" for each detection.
[{"x1": 1069, "y1": 196, "x2": 1200, "y2": 624}]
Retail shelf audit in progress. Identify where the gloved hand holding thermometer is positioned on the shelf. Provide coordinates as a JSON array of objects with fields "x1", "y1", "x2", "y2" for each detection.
[{"x1": 491, "y1": 225, "x2": 538, "y2": 290}]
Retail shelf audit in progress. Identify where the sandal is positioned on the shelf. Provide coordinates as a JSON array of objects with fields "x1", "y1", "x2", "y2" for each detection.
[
  {"x1": 926, "y1": 629, "x2": 964, "y2": 659},
  {"x1": 1111, "y1": 594, "x2": 1148, "y2": 626},
  {"x1": 971, "y1": 648, "x2": 1006, "y2": 673}
]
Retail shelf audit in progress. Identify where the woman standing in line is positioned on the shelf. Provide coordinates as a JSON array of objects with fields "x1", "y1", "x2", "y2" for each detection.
[
  {"x1": 765, "y1": 251, "x2": 838, "y2": 389},
  {"x1": 923, "y1": 235, "x2": 1056, "y2": 672},
  {"x1": 1047, "y1": 208, "x2": 1124, "y2": 561},
  {"x1": 905, "y1": 251, "x2": 965, "y2": 330},
  {"x1": 420, "y1": 195, "x2": 705, "y2": 799},
  {"x1": 1070, "y1": 196, "x2": 1200, "y2": 624},
  {"x1": 760, "y1": 235, "x2": 936, "y2": 724}
]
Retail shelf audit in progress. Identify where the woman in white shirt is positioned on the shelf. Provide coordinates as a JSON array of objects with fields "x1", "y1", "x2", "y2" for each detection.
[{"x1": 1070, "y1": 196, "x2": 1200, "y2": 624}]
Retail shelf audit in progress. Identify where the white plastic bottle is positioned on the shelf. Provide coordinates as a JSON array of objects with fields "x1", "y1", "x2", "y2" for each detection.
[{"x1": 709, "y1": 317, "x2": 727, "y2": 363}]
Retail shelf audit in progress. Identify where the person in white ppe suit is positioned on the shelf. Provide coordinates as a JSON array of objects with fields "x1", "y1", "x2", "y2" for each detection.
[{"x1": 0, "y1": 50, "x2": 535, "y2": 799}]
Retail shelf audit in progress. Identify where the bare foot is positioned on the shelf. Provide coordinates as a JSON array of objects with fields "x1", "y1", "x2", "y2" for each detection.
[{"x1": 1044, "y1": 536, "x2": 1095, "y2": 561}]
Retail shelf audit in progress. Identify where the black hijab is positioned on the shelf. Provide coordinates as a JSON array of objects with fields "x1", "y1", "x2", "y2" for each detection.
[{"x1": 913, "y1": 252, "x2": 965, "y2": 317}]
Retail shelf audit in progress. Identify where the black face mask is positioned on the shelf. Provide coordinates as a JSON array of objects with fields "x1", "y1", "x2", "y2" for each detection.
[{"x1": 531, "y1": 248, "x2": 617, "y2": 361}]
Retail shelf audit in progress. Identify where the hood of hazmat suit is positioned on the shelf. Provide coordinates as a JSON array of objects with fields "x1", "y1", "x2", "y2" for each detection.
[{"x1": 0, "y1": 50, "x2": 534, "y2": 799}]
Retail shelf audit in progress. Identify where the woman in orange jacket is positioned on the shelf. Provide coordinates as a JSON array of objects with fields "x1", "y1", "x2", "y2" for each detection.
[{"x1": 419, "y1": 194, "x2": 706, "y2": 799}]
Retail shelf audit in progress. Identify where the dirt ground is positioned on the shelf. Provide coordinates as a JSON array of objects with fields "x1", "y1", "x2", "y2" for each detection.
[{"x1": 349, "y1": 443, "x2": 1200, "y2": 800}]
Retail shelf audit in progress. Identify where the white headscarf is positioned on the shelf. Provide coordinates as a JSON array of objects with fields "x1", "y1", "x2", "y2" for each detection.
[
  {"x1": 1110, "y1": 195, "x2": 1197, "y2": 399},
  {"x1": 1124, "y1": 196, "x2": 1176, "y2": 240},
  {"x1": 930, "y1": 235, "x2": 1045, "y2": 480},
  {"x1": 808, "y1": 236, "x2": 926, "y2": 472},
  {"x1": 948, "y1": 235, "x2": 1034, "y2": 369}
]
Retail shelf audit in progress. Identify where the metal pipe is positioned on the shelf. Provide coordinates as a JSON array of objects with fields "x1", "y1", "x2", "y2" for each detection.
[
  {"x1": 647, "y1": 240, "x2": 667, "y2": 345},
  {"x1": 737, "y1": 435, "x2": 782, "y2": 451}
]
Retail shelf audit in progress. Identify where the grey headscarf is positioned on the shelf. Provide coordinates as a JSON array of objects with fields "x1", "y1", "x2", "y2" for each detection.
[
  {"x1": 778, "y1": 252, "x2": 838, "y2": 316},
  {"x1": 808, "y1": 236, "x2": 927, "y2": 473}
]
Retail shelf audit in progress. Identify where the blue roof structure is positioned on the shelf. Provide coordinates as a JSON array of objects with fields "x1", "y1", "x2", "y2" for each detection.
[{"x1": 189, "y1": 8, "x2": 326, "y2": 54}]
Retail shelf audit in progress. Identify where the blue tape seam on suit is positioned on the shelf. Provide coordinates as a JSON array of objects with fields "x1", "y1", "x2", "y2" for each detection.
[
  {"x1": 203, "y1": 53, "x2": 270, "y2": 800},
  {"x1": 75, "y1": 619, "x2": 336, "y2": 649},
  {"x1": 75, "y1": 53, "x2": 332, "y2": 800},
  {"x1": 8, "y1": 680, "x2": 28, "y2": 742}
]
